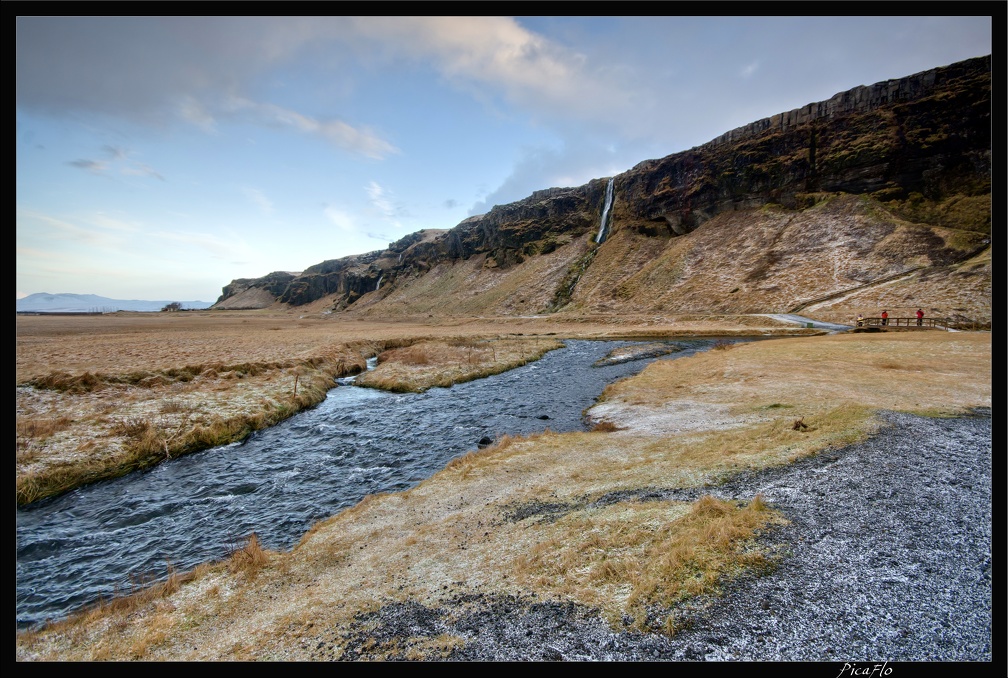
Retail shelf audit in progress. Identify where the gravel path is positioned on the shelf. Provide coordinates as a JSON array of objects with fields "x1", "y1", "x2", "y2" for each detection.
[{"x1": 335, "y1": 409, "x2": 992, "y2": 662}]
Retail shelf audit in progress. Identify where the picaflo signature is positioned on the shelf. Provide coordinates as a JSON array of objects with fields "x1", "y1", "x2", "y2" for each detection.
[{"x1": 836, "y1": 663, "x2": 892, "y2": 678}]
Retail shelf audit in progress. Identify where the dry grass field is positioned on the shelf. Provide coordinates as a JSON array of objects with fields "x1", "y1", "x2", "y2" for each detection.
[
  {"x1": 15, "y1": 310, "x2": 990, "y2": 661},
  {"x1": 15, "y1": 310, "x2": 808, "y2": 506}
]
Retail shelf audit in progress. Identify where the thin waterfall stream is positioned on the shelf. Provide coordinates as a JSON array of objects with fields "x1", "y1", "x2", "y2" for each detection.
[
  {"x1": 595, "y1": 177, "x2": 615, "y2": 244},
  {"x1": 16, "y1": 337, "x2": 746, "y2": 630}
]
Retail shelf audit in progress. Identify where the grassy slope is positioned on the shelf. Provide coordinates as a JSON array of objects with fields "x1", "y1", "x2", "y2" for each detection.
[{"x1": 342, "y1": 193, "x2": 990, "y2": 327}]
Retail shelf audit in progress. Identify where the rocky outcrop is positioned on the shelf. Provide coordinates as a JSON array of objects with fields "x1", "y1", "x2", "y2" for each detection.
[
  {"x1": 217, "y1": 271, "x2": 298, "y2": 303},
  {"x1": 277, "y1": 252, "x2": 387, "y2": 308},
  {"x1": 442, "y1": 184, "x2": 605, "y2": 266},
  {"x1": 212, "y1": 55, "x2": 991, "y2": 313},
  {"x1": 615, "y1": 55, "x2": 990, "y2": 238},
  {"x1": 707, "y1": 55, "x2": 990, "y2": 147},
  {"x1": 211, "y1": 286, "x2": 281, "y2": 310}
]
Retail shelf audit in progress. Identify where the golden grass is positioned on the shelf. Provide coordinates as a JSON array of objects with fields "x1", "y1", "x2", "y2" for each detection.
[
  {"x1": 14, "y1": 313, "x2": 990, "y2": 661},
  {"x1": 14, "y1": 360, "x2": 342, "y2": 506},
  {"x1": 356, "y1": 337, "x2": 565, "y2": 392},
  {"x1": 17, "y1": 337, "x2": 531, "y2": 505},
  {"x1": 512, "y1": 494, "x2": 783, "y2": 631},
  {"x1": 14, "y1": 316, "x2": 394, "y2": 506},
  {"x1": 17, "y1": 312, "x2": 799, "y2": 507},
  {"x1": 597, "y1": 331, "x2": 991, "y2": 418},
  {"x1": 16, "y1": 415, "x2": 73, "y2": 443},
  {"x1": 227, "y1": 533, "x2": 272, "y2": 575}
]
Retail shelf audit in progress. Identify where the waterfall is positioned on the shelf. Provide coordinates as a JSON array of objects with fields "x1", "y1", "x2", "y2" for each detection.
[
  {"x1": 375, "y1": 275, "x2": 383, "y2": 291},
  {"x1": 596, "y1": 177, "x2": 614, "y2": 244}
]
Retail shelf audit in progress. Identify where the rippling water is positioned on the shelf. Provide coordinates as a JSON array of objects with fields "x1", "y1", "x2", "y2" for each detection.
[{"x1": 16, "y1": 338, "x2": 736, "y2": 629}]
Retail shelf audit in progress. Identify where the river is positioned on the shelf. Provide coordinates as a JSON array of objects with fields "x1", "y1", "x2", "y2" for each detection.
[{"x1": 16, "y1": 338, "x2": 743, "y2": 630}]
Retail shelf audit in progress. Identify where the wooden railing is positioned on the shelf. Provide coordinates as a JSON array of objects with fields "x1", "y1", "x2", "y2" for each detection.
[{"x1": 856, "y1": 317, "x2": 947, "y2": 329}]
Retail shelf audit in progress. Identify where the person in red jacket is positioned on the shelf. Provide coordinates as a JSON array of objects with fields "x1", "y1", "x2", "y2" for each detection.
[
  {"x1": 916, "y1": 308, "x2": 924, "y2": 326},
  {"x1": 881, "y1": 310, "x2": 889, "y2": 326}
]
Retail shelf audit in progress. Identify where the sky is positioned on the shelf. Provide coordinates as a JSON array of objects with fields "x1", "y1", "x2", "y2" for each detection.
[{"x1": 15, "y1": 15, "x2": 993, "y2": 303}]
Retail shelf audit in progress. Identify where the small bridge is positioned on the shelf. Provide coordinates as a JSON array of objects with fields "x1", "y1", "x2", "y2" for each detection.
[{"x1": 856, "y1": 316, "x2": 947, "y2": 330}]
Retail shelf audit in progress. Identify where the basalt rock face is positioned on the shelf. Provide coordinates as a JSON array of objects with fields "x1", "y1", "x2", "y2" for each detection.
[
  {"x1": 442, "y1": 185, "x2": 604, "y2": 267},
  {"x1": 212, "y1": 56, "x2": 991, "y2": 314},
  {"x1": 614, "y1": 55, "x2": 991, "y2": 238},
  {"x1": 277, "y1": 252, "x2": 386, "y2": 308},
  {"x1": 374, "y1": 184, "x2": 605, "y2": 273},
  {"x1": 217, "y1": 271, "x2": 297, "y2": 304}
]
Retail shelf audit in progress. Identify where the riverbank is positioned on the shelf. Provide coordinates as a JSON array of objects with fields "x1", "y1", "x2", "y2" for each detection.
[
  {"x1": 16, "y1": 312, "x2": 812, "y2": 506},
  {"x1": 327, "y1": 408, "x2": 992, "y2": 662},
  {"x1": 15, "y1": 326, "x2": 991, "y2": 661}
]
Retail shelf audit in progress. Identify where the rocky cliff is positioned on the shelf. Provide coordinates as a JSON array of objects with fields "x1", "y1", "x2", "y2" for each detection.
[{"x1": 213, "y1": 56, "x2": 991, "y2": 324}]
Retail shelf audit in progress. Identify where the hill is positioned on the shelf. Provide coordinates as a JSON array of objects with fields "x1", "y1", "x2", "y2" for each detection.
[
  {"x1": 212, "y1": 55, "x2": 991, "y2": 328},
  {"x1": 16, "y1": 293, "x2": 213, "y2": 314}
]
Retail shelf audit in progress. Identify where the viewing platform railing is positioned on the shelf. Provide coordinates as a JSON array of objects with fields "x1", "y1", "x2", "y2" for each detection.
[{"x1": 856, "y1": 317, "x2": 947, "y2": 330}]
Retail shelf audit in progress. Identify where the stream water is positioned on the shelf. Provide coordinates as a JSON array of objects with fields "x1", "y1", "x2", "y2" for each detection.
[{"x1": 16, "y1": 338, "x2": 742, "y2": 630}]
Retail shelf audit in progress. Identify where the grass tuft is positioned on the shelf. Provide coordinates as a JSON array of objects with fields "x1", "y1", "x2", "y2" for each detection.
[
  {"x1": 227, "y1": 533, "x2": 270, "y2": 574},
  {"x1": 513, "y1": 494, "x2": 785, "y2": 631},
  {"x1": 16, "y1": 415, "x2": 74, "y2": 439}
]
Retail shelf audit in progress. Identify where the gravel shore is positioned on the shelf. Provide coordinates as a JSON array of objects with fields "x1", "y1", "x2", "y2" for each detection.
[{"x1": 334, "y1": 408, "x2": 992, "y2": 662}]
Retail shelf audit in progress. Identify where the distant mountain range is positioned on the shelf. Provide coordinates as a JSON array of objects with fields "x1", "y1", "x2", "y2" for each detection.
[{"x1": 16, "y1": 293, "x2": 213, "y2": 313}]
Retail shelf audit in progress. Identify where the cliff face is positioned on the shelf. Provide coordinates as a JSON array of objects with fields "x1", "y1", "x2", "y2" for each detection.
[
  {"x1": 615, "y1": 55, "x2": 990, "y2": 237},
  {"x1": 213, "y1": 56, "x2": 991, "y2": 323}
]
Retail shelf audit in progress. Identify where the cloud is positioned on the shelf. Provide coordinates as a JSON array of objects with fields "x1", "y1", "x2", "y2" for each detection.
[
  {"x1": 225, "y1": 95, "x2": 398, "y2": 160},
  {"x1": 67, "y1": 159, "x2": 107, "y2": 173},
  {"x1": 87, "y1": 213, "x2": 142, "y2": 234},
  {"x1": 19, "y1": 209, "x2": 254, "y2": 265},
  {"x1": 102, "y1": 145, "x2": 127, "y2": 159},
  {"x1": 149, "y1": 228, "x2": 250, "y2": 260},
  {"x1": 241, "y1": 187, "x2": 274, "y2": 214},
  {"x1": 365, "y1": 181, "x2": 393, "y2": 216},
  {"x1": 324, "y1": 206, "x2": 355, "y2": 231},
  {"x1": 98, "y1": 146, "x2": 166, "y2": 181},
  {"x1": 16, "y1": 17, "x2": 635, "y2": 144},
  {"x1": 121, "y1": 163, "x2": 166, "y2": 181},
  {"x1": 364, "y1": 181, "x2": 407, "y2": 230},
  {"x1": 740, "y1": 61, "x2": 759, "y2": 78},
  {"x1": 17, "y1": 209, "x2": 112, "y2": 246},
  {"x1": 17, "y1": 17, "x2": 298, "y2": 122},
  {"x1": 176, "y1": 96, "x2": 217, "y2": 133},
  {"x1": 350, "y1": 17, "x2": 634, "y2": 128},
  {"x1": 67, "y1": 147, "x2": 166, "y2": 181},
  {"x1": 17, "y1": 17, "x2": 399, "y2": 159}
]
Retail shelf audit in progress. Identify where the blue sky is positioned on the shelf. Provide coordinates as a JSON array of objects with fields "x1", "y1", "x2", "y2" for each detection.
[{"x1": 16, "y1": 15, "x2": 992, "y2": 303}]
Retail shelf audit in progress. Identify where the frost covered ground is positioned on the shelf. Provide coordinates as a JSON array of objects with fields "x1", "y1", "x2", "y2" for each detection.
[{"x1": 336, "y1": 409, "x2": 992, "y2": 662}]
